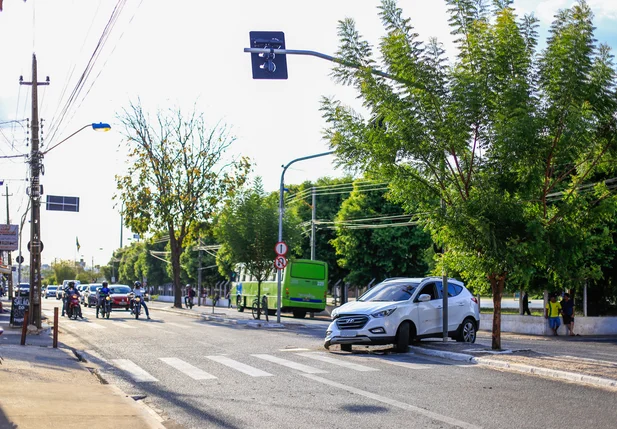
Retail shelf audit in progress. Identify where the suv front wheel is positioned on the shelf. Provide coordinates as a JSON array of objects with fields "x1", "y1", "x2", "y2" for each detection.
[{"x1": 394, "y1": 322, "x2": 410, "y2": 353}]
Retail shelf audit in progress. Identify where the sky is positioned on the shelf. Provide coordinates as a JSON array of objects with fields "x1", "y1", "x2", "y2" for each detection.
[{"x1": 1, "y1": 0, "x2": 616, "y2": 268}]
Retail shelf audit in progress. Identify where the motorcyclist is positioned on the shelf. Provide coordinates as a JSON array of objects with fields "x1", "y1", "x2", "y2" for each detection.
[
  {"x1": 61, "y1": 281, "x2": 73, "y2": 316},
  {"x1": 131, "y1": 281, "x2": 150, "y2": 319},
  {"x1": 184, "y1": 284, "x2": 196, "y2": 308},
  {"x1": 65, "y1": 282, "x2": 83, "y2": 319},
  {"x1": 96, "y1": 281, "x2": 112, "y2": 318}
]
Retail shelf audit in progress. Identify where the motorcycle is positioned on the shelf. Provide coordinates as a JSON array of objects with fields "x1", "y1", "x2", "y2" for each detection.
[
  {"x1": 131, "y1": 295, "x2": 142, "y2": 319},
  {"x1": 185, "y1": 296, "x2": 194, "y2": 309},
  {"x1": 67, "y1": 294, "x2": 81, "y2": 320},
  {"x1": 97, "y1": 294, "x2": 112, "y2": 319}
]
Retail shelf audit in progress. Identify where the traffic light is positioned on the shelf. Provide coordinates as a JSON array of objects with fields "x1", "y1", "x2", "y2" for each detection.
[{"x1": 249, "y1": 31, "x2": 288, "y2": 79}]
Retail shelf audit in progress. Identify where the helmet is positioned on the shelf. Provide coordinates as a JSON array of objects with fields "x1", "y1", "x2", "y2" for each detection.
[
  {"x1": 134, "y1": 281, "x2": 142, "y2": 288},
  {"x1": 102, "y1": 281, "x2": 108, "y2": 287},
  {"x1": 186, "y1": 284, "x2": 191, "y2": 288},
  {"x1": 68, "y1": 281, "x2": 75, "y2": 288}
]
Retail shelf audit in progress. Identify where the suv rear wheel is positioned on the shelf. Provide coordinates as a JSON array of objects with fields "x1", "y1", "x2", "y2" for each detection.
[{"x1": 455, "y1": 317, "x2": 477, "y2": 343}]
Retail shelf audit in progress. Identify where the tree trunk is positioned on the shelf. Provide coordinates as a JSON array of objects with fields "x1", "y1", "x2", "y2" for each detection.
[
  {"x1": 256, "y1": 280, "x2": 261, "y2": 320},
  {"x1": 169, "y1": 230, "x2": 183, "y2": 308},
  {"x1": 489, "y1": 273, "x2": 506, "y2": 350}
]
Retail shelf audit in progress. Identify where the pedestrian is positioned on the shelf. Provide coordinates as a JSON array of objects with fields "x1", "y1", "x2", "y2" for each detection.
[
  {"x1": 545, "y1": 293, "x2": 562, "y2": 336},
  {"x1": 522, "y1": 292, "x2": 531, "y2": 316},
  {"x1": 561, "y1": 293, "x2": 577, "y2": 336},
  {"x1": 226, "y1": 290, "x2": 231, "y2": 308}
]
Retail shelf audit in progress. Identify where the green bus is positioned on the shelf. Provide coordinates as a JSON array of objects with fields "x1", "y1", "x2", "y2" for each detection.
[{"x1": 230, "y1": 259, "x2": 328, "y2": 319}]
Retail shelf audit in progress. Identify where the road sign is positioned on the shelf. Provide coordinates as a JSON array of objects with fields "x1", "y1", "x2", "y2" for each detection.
[
  {"x1": 0, "y1": 224, "x2": 18, "y2": 251},
  {"x1": 274, "y1": 241, "x2": 288, "y2": 256},
  {"x1": 16, "y1": 255, "x2": 24, "y2": 264},
  {"x1": 249, "y1": 31, "x2": 288, "y2": 79},
  {"x1": 27, "y1": 241, "x2": 44, "y2": 253},
  {"x1": 46, "y1": 195, "x2": 80, "y2": 212},
  {"x1": 274, "y1": 256, "x2": 287, "y2": 269}
]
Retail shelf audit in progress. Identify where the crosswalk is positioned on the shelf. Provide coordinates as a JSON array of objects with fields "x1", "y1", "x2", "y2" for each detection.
[{"x1": 93, "y1": 351, "x2": 447, "y2": 385}]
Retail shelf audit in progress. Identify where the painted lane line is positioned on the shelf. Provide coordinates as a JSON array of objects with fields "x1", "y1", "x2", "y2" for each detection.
[
  {"x1": 206, "y1": 355, "x2": 273, "y2": 377},
  {"x1": 113, "y1": 323, "x2": 136, "y2": 329},
  {"x1": 164, "y1": 322, "x2": 187, "y2": 329},
  {"x1": 280, "y1": 348, "x2": 310, "y2": 352},
  {"x1": 84, "y1": 322, "x2": 106, "y2": 329},
  {"x1": 112, "y1": 359, "x2": 159, "y2": 382},
  {"x1": 159, "y1": 358, "x2": 217, "y2": 380},
  {"x1": 354, "y1": 355, "x2": 431, "y2": 370},
  {"x1": 252, "y1": 354, "x2": 328, "y2": 374},
  {"x1": 302, "y1": 374, "x2": 482, "y2": 429},
  {"x1": 297, "y1": 352, "x2": 379, "y2": 372}
]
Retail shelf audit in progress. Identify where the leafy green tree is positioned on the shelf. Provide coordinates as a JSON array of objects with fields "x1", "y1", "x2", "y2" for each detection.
[
  {"x1": 214, "y1": 178, "x2": 302, "y2": 318},
  {"x1": 286, "y1": 177, "x2": 353, "y2": 284},
  {"x1": 116, "y1": 101, "x2": 250, "y2": 308},
  {"x1": 322, "y1": 0, "x2": 617, "y2": 348},
  {"x1": 180, "y1": 232, "x2": 225, "y2": 300},
  {"x1": 332, "y1": 182, "x2": 432, "y2": 285},
  {"x1": 51, "y1": 260, "x2": 77, "y2": 284}
]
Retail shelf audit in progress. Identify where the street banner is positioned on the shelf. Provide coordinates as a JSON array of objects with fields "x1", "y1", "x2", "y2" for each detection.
[{"x1": 0, "y1": 224, "x2": 18, "y2": 251}]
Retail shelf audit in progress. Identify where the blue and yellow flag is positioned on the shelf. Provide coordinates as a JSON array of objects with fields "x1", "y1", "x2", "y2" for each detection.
[{"x1": 76, "y1": 236, "x2": 81, "y2": 252}]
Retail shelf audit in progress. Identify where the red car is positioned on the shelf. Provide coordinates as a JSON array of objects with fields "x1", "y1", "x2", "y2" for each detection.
[{"x1": 109, "y1": 285, "x2": 132, "y2": 311}]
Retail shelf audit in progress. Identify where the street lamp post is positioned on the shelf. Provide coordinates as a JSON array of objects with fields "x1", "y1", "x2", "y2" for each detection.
[{"x1": 275, "y1": 151, "x2": 334, "y2": 323}]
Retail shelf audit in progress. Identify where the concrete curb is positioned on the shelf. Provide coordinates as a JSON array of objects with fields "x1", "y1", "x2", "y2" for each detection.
[{"x1": 410, "y1": 346, "x2": 617, "y2": 390}]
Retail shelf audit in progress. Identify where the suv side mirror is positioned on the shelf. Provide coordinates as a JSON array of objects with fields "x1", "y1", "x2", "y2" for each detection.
[{"x1": 418, "y1": 294, "x2": 431, "y2": 302}]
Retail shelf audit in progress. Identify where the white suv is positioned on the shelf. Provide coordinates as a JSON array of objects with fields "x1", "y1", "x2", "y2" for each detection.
[{"x1": 324, "y1": 277, "x2": 480, "y2": 353}]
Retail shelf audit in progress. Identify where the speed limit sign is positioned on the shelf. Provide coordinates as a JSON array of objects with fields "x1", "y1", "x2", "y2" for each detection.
[
  {"x1": 274, "y1": 256, "x2": 287, "y2": 269},
  {"x1": 275, "y1": 241, "x2": 288, "y2": 256}
]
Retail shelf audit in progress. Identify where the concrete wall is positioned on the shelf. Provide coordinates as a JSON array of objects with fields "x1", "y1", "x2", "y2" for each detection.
[
  {"x1": 155, "y1": 296, "x2": 229, "y2": 307},
  {"x1": 480, "y1": 313, "x2": 617, "y2": 335}
]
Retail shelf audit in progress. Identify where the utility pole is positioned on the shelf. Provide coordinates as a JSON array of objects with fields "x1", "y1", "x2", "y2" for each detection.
[
  {"x1": 20, "y1": 53, "x2": 49, "y2": 329},
  {"x1": 310, "y1": 187, "x2": 316, "y2": 260},
  {"x1": 3, "y1": 185, "x2": 14, "y2": 299},
  {"x1": 197, "y1": 238, "x2": 202, "y2": 306}
]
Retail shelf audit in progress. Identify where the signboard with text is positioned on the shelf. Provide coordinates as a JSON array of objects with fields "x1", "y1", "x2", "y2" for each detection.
[{"x1": 0, "y1": 224, "x2": 18, "y2": 251}]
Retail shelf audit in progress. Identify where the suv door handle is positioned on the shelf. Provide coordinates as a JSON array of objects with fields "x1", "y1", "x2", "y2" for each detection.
[{"x1": 458, "y1": 302, "x2": 465, "y2": 306}]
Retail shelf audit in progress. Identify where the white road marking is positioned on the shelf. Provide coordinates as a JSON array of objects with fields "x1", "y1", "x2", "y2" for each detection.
[
  {"x1": 280, "y1": 348, "x2": 310, "y2": 352},
  {"x1": 302, "y1": 374, "x2": 482, "y2": 429},
  {"x1": 354, "y1": 355, "x2": 431, "y2": 370},
  {"x1": 113, "y1": 322, "x2": 136, "y2": 329},
  {"x1": 164, "y1": 322, "x2": 187, "y2": 329},
  {"x1": 84, "y1": 322, "x2": 106, "y2": 329},
  {"x1": 159, "y1": 358, "x2": 217, "y2": 380},
  {"x1": 112, "y1": 359, "x2": 158, "y2": 382},
  {"x1": 206, "y1": 355, "x2": 273, "y2": 377},
  {"x1": 252, "y1": 354, "x2": 328, "y2": 374},
  {"x1": 85, "y1": 349, "x2": 110, "y2": 364},
  {"x1": 297, "y1": 352, "x2": 379, "y2": 372}
]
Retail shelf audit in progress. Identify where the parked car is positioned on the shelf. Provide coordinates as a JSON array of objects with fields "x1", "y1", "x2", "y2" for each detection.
[
  {"x1": 324, "y1": 277, "x2": 480, "y2": 353},
  {"x1": 108, "y1": 285, "x2": 132, "y2": 311},
  {"x1": 44, "y1": 285, "x2": 58, "y2": 299},
  {"x1": 83, "y1": 284, "x2": 103, "y2": 307},
  {"x1": 56, "y1": 287, "x2": 64, "y2": 300}
]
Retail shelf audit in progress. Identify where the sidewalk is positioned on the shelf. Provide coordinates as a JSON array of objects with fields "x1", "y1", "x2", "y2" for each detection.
[
  {"x1": 410, "y1": 337, "x2": 617, "y2": 390},
  {"x1": 0, "y1": 299, "x2": 165, "y2": 429}
]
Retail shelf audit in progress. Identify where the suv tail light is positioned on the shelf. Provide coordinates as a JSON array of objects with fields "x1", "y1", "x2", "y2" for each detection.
[{"x1": 471, "y1": 297, "x2": 478, "y2": 304}]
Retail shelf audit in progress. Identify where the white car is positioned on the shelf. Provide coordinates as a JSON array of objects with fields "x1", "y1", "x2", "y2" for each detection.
[{"x1": 324, "y1": 277, "x2": 480, "y2": 353}]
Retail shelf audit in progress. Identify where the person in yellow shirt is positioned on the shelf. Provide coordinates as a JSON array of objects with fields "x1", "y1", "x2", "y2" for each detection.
[{"x1": 545, "y1": 294, "x2": 562, "y2": 336}]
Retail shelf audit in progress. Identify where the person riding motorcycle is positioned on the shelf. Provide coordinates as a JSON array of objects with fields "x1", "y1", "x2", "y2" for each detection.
[
  {"x1": 64, "y1": 282, "x2": 83, "y2": 318},
  {"x1": 96, "y1": 281, "x2": 112, "y2": 318},
  {"x1": 184, "y1": 284, "x2": 196, "y2": 308},
  {"x1": 131, "y1": 281, "x2": 150, "y2": 319}
]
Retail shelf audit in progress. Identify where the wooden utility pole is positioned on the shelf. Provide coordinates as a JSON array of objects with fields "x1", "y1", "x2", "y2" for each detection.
[{"x1": 20, "y1": 53, "x2": 49, "y2": 328}]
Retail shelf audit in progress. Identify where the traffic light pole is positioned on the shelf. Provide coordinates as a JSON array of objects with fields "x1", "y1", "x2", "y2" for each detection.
[
  {"x1": 20, "y1": 54, "x2": 49, "y2": 329},
  {"x1": 276, "y1": 151, "x2": 333, "y2": 323}
]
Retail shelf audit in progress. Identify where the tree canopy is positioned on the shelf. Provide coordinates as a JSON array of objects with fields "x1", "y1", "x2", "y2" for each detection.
[{"x1": 322, "y1": 0, "x2": 617, "y2": 348}]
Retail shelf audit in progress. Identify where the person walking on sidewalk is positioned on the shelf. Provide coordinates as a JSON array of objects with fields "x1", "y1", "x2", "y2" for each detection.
[
  {"x1": 545, "y1": 293, "x2": 562, "y2": 335},
  {"x1": 561, "y1": 293, "x2": 576, "y2": 336}
]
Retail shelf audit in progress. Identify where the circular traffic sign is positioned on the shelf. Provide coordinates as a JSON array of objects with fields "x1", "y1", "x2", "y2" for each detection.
[
  {"x1": 16, "y1": 255, "x2": 24, "y2": 264},
  {"x1": 275, "y1": 241, "x2": 288, "y2": 256},
  {"x1": 27, "y1": 241, "x2": 44, "y2": 252},
  {"x1": 274, "y1": 256, "x2": 287, "y2": 269}
]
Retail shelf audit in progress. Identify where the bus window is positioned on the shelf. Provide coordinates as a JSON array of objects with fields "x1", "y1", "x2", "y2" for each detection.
[{"x1": 290, "y1": 263, "x2": 325, "y2": 280}]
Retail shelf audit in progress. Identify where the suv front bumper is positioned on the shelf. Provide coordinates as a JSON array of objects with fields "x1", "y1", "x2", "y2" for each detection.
[{"x1": 324, "y1": 317, "x2": 398, "y2": 348}]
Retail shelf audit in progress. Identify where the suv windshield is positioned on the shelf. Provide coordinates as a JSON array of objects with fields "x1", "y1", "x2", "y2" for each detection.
[{"x1": 358, "y1": 282, "x2": 419, "y2": 302}]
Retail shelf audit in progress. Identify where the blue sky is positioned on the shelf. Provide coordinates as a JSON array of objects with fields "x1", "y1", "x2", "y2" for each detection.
[{"x1": 1, "y1": 0, "x2": 616, "y2": 267}]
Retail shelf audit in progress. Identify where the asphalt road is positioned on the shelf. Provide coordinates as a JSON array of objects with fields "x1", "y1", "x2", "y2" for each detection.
[{"x1": 43, "y1": 300, "x2": 617, "y2": 429}]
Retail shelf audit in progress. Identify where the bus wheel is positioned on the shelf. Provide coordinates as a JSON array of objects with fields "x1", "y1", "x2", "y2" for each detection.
[
  {"x1": 237, "y1": 296, "x2": 244, "y2": 312},
  {"x1": 292, "y1": 310, "x2": 306, "y2": 319}
]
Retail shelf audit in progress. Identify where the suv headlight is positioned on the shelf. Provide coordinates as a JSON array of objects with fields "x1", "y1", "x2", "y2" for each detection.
[
  {"x1": 331, "y1": 308, "x2": 340, "y2": 319},
  {"x1": 371, "y1": 308, "x2": 397, "y2": 318}
]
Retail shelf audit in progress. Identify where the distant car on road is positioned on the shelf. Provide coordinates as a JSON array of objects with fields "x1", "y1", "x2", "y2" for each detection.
[
  {"x1": 14, "y1": 283, "x2": 30, "y2": 297},
  {"x1": 44, "y1": 285, "x2": 58, "y2": 299},
  {"x1": 109, "y1": 285, "x2": 132, "y2": 311},
  {"x1": 83, "y1": 284, "x2": 103, "y2": 307}
]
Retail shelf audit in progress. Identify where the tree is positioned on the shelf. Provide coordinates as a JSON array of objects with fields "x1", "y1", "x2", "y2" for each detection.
[
  {"x1": 116, "y1": 101, "x2": 250, "y2": 308},
  {"x1": 332, "y1": 181, "x2": 432, "y2": 286},
  {"x1": 180, "y1": 232, "x2": 225, "y2": 299},
  {"x1": 286, "y1": 177, "x2": 354, "y2": 284},
  {"x1": 51, "y1": 260, "x2": 76, "y2": 284},
  {"x1": 322, "y1": 0, "x2": 617, "y2": 349},
  {"x1": 214, "y1": 178, "x2": 301, "y2": 318}
]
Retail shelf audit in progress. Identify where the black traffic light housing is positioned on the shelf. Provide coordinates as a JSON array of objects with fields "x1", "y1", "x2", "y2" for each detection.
[{"x1": 249, "y1": 31, "x2": 288, "y2": 79}]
